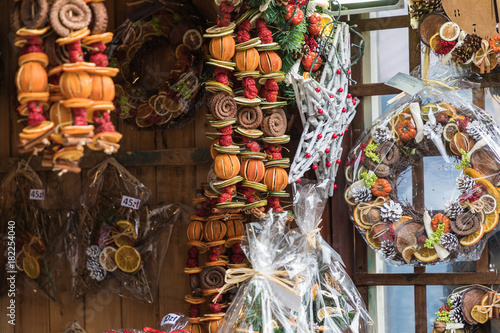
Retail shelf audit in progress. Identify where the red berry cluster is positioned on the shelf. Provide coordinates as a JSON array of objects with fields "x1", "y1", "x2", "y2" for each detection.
[
  {"x1": 435, "y1": 40, "x2": 457, "y2": 55},
  {"x1": 217, "y1": 1, "x2": 234, "y2": 27},
  {"x1": 256, "y1": 18, "x2": 273, "y2": 44},
  {"x1": 236, "y1": 19, "x2": 251, "y2": 44},
  {"x1": 242, "y1": 76, "x2": 258, "y2": 99}
]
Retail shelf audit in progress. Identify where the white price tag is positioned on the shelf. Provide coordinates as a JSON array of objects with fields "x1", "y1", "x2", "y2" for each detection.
[
  {"x1": 160, "y1": 313, "x2": 181, "y2": 326},
  {"x1": 30, "y1": 189, "x2": 45, "y2": 200},
  {"x1": 385, "y1": 72, "x2": 426, "y2": 96},
  {"x1": 121, "y1": 195, "x2": 141, "y2": 210}
]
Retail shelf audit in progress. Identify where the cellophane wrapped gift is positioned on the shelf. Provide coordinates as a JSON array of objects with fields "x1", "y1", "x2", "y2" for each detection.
[
  {"x1": 344, "y1": 84, "x2": 500, "y2": 266},
  {"x1": 292, "y1": 180, "x2": 373, "y2": 333},
  {"x1": 69, "y1": 158, "x2": 180, "y2": 302},
  {"x1": 217, "y1": 212, "x2": 310, "y2": 332},
  {"x1": 1, "y1": 160, "x2": 67, "y2": 301}
]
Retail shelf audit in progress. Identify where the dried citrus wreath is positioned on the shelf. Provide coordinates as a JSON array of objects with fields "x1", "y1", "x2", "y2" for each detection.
[
  {"x1": 344, "y1": 88, "x2": 500, "y2": 265},
  {"x1": 110, "y1": 5, "x2": 205, "y2": 129}
]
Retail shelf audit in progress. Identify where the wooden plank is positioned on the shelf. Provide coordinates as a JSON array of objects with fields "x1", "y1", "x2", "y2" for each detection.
[
  {"x1": 0, "y1": 0, "x2": 12, "y2": 159},
  {"x1": 16, "y1": 283, "x2": 51, "y2": 333},
  {"x1": 415, "y1": 284, "x2": 427, "y2": 333},
  {"x1": 353, "y1": 272, "x2": 498, "y2": 286},
  {"x1": 349, "y1": 15, "x2": 410, "y2": 32},
  {"x1": 349, "y1": 83, "x2": 402, "y2": 97},
  {"x1": 83, "y1": 291, "x2": 122, "y2": 332},
  {"x1": 409, "y1": 28, "x2": 421, "y2": 72},
  {"x1": 0, "y1": 148, "x2": 212, "y2": 173}
]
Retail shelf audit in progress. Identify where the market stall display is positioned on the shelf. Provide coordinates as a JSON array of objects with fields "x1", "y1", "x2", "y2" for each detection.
[
  {"x1": 344, "y1": 84, "x2": 500, "y2": 265},
  {"x1": 110, "y1": 1, "x2": 205, "y2": 129},
  {"x1": 69, "y1": 158, "x2": 179, "y2": 303}
]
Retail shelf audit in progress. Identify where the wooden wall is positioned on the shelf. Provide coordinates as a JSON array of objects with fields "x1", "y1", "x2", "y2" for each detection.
[{"x1": 0, "y1": 1, "x2": 217, "y2": 332}]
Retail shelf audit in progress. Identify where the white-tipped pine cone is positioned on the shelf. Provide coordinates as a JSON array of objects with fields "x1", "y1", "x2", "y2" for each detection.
[
  {"x1": 352, "y1": 186, "x2": 372, "y2": 203},
  {"x1": 444, "y1": 200, "x2": 464, "y2": 219},
  {"x1": 466, "y1": 120, "x2": 486, "y2": 141},
  {"x1": 440, "y1": 233, "x2": 459, "y2": 252},
  {"x1": 456, "y1": 175, "x2": 475, "y2": 193},
  {"x1": 373, "y1": 125, "x2": 393, "y2": 143},
  {"x1": 380, "y1": 201, "x2": 403, "y2": 223},
  {"x1": 380, "y1": 240, "x2": 396, "y2": 259}
]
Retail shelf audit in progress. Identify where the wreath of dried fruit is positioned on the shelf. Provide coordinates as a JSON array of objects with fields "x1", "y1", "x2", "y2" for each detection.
[
  {"x1": 344, "y1": 91, "x2": 500, "y2": 265},
  {"x1": 109, "y1": 6, "x2": 206, "y2": 129}
]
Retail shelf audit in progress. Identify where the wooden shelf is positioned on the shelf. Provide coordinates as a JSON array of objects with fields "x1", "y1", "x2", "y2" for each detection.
[{"x1": 0, "y1": 148, "x2": 212, "y2": 173}]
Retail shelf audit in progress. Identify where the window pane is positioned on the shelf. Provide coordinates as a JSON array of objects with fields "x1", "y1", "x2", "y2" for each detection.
[
  {"x1": 362, "y1": 28, "x2": 410, "y2": 84},
  {"x1": 423, "y1": 156, "x2": 462, "y2": 212},
  {"x1": 369, "y1": 286, "x2": 415, "y2": 332}
]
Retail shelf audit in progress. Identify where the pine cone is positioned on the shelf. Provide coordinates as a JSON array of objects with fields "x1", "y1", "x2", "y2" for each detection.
[
  {"x1": 380, "y1": 240, "x2": 396, "y2": 259},
  {"x1": 86, "y1": 258, "x2": 100, "y2": 271},
  {"x1": 448, "y1": 293, "x2": 462, "y2": 309},
  {"x1": 409, "y1": 2, "x2": 427, "y2": 21},
  {"x1": 449, "y1": 307, "x2": 463, "y2": 323},
  {"x1": 464, "y1": 34, "x2": 482, "y2": 53},
  {"x1": 440, "y1": 233, "x2": 459, "y2": 252},
  {"x1": 466, "y1": 120, "x2": 485, "y2": 141},
  {"x1": 381, "y1": 201, "x2": 403, "y2": 223},
  {"x1": 301, "y1": 44, "x2": 311, "y2": 58},
  {"x1": 86, "y1": 245, "x2": 101, "y2": 259},
  {"x1": 451, "y1": 45, "x2": 473, "y2": 64},
  {"x1": 352, "y1": 186, "x2": 372, "y2": 203},
  {"x1": 90, "y1": 266, "x2": 107, "y2": 281},
  {"x1": 373, "y1": 125, "x2": 393, "y2": 143},
  {"x1": 423, "y1": 122, "x2": 443, "y2": 139},
  {"x1": 425, "y1": 0, "x2": 443, "y2": 12},
  {"x1": 456, "y1": 175, "x2": 475, "y2": 193}
]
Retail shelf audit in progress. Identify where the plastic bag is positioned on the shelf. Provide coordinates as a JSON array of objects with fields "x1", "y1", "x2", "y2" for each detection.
[
  {"x1": 157, "y1": 313, "x2": 189, "y2": 332},
  {"x1": 70, "y1": 158, "x2": 180, "y2": 303},
  {"x1": 344, "y1": 84, "x2": 500, "y2": 266},
  {"x1": 292, "y1": 180, "x2": 373, "y2": 333},
  {"x1": 217, "y1": 212, "x2": 310, "y2": 333},
  {"x1": 0, "y1": 160, "x2": 66, "y2": 301},
  {"x1": 108, "y1": 0, "x2": 205, "y2": 130}
]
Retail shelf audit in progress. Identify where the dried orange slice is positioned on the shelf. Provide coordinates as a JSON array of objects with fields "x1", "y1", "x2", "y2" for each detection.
[
  {"x1": 113, "y1": 220, "x2": 137, "y2": 247},
  {"x1": 393, "y1": 215, "x2": 413, "y2": 230},
  {"x1": 443, "y1": 123, "x2": 459, "y2": 142},
  {"x1": 481, "y1": 292, "x2": 500, "y2": 306},
  {"x1": 429, "y1": 33, "x2": 442, "y2": 52},
  {"x1": 99, "y1": 246, "x2": 118, "y2": 272},
  {"x1": 440, "y1": 22, "x2": 460, "y2": 41},
  {"x1": 353, "y1": 206, "x2": 371, "y2": 230},
  {"x1": 183, "y1": 29, "x2": 203, "y2": 50},
  {"x1": 481, "y1": 195, "x2": 497, "y2": 214},
  {"x1": 460, "y1": 223, "x2": 485, "y2": 246},
  {"x1": 402, "y1": 244, "x2": 417, "y2": 263},
  {"x1": 94, "y1": 131, "x2": 123, "y2": 144},
  {"x1": 175, "y1": 43, "x2": 192, "y2": 60},
  {"x1": 414, "y1": 247, "x2": 439, "y2": 263},
  {"x1": 437, "y1": 102, "x2": 457, "y2": 117},
  {"x1": 365, "y1": 230, "x2": 381, "y2": 249},
  {"x1": 115, "y1": 245, "x2": 141, "y2": 273},
  {"x1": 53, "y1": 146, "x2": 84, "y2": 162},
  {"x1": 317, "y1": 307, "x2": 344, "y2": 321},
  {"x1": 483, "y1": 210, "x2": 499, "y2": 233},
  {"x1": 23, "y1": 255, "x2": 40, "y2": 279},
  {"x1": 471, "y1": 305, "x2": 489, "y2": 324},
  {"x1": 311, "y1": 284, "x2": 319, "y2": 300},
  {"x1": 23, "y1": 121, "x2": 54, "y2": 134}
]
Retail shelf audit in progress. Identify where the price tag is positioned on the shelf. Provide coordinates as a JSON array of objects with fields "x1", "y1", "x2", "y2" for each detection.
[
  {"x1": 30, "y1": 189, "x2": 45, "y2": 200},
  {"x1": 160, "y1": 313, "x2": 181, "y2": 326},
  {"x1": 385, "y1": 72, "x2": 426, "y2": 96},
  {"x1": 121, "y1": 195, "x2": 141, "y2": 210}
]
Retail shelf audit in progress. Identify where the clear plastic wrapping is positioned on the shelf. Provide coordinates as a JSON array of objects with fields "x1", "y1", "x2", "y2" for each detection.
[
  {"x1": 69, "y1": 158, "x2": 180, "y2": 303},
  {"x1": 217, "y1": 212, "x2": 310, "y2": 332},
  {"x1": 292, "y1": 180, "x2": 373, "y2": 333},
  {"x1": 344, "y1": 84, "x2": 500, "y2": 266},
  {"x1": 1, "y1": 161, "x2": 67, "y2": 301}
]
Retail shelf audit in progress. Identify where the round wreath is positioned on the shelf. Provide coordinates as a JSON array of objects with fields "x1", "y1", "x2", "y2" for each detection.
[
  {"x1": 109, "y1": 6, "x2": 205, "y2": 129},
  {"x1": 344, "y1": 86, "x2": 500, "y2": 265}
]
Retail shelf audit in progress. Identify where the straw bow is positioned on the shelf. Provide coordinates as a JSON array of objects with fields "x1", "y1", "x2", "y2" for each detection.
[
  {"x1": 214, "y1": 267, "x2": 304, "y2": 302},
  {"x1": 473, "y1": 39, "x2": 495, "y2": 74},
  {"x1": 357, "y1": 197, "x2": 387, "y2": 216},
  {"x1": 461, "y1": 200, "x2": 485, "y2": 214},
  {"x1": 477, "y1": 293, "x2": 500, "y2": 319}
]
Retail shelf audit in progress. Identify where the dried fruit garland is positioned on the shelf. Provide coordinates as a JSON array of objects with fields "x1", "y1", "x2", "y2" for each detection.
[
  {"x1": 12, "y1": 0, "x2": 121, "y2": 173},
  {"x1": 345, "y1": 97, "x2": 500, "y2": 265},
  {"x1": 185, "y1": 0, "x2": 297, "y2": 331}
]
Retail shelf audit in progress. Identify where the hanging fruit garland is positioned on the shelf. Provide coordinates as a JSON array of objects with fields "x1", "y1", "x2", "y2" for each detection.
[{"x1": 11, "y1": 0, "x2": 121, "y2": 173}]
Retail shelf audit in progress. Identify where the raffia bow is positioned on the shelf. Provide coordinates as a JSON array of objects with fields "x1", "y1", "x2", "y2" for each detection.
[
  {"x1": 215, "y1": 268, "x2": 305, "y2": 302},
  {"x1": 460, "y1": 200, "x2": 485, "y2": 214},
  {"x1": 357, "y1": 197, "x2": 387, "y2": 216},
  {"x1": 477, "y1": 293, "x2": 500, "y2": 319},
  {"x1": 473, "y1": 39, "x2": 495, "y2": 74}
]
